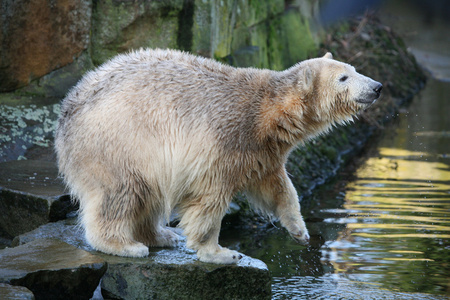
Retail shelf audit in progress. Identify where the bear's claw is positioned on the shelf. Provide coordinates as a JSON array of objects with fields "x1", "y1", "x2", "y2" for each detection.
[{"x1": 289, "y1": 230, "x2": 310, "y2": 245}]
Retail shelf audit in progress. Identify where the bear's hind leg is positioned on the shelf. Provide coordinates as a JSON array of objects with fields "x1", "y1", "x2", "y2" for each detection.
[
  {"x1": 134, "y1": 216, "x2": 180, "y2": 248},
  {"x1": 153, "y1": 226, "x2": 180, "y2": 247},
  {"x1": 79, "y1": 190, "x2": 149, "y2": 257},
  {"x1": 179, "y1": 197, "x2": 243, "y2": 264}
]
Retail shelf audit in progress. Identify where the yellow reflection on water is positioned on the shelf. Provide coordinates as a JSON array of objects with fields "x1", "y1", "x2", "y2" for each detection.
[
  {"x1": 324, "y1": 145, "x2": 450, "y2": 294},
  {"x1": 347, "y1": 223, "x2": 450, "y2": 231},
  {"x1": 382, "y1": 258, "x2": 435, "y2": 262},
  {"x1": 356, "y1": 147, "x2": 450, "y2": 181},
  {"x1": 348, "y1": 213, "x2": 450, "y2": 224},
  {"x1": 343, "y1": 147, "x2": 450, "y2": 237},
  {"x1": 353, "y1": 233, "x2": 450, "y2": 238},
  {"x1": 389, "y1": 250, "x2": 424, "y2": 254}
]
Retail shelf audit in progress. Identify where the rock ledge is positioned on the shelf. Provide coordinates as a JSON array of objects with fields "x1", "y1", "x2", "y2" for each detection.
[{"x1": 10, "y1": 219, "x2": 271, "y2": 300}]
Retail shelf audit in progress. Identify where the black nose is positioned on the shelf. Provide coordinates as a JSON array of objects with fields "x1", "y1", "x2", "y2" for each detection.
[{"x1": 373, "y1": 83, "x2": 383, "y2": 97}]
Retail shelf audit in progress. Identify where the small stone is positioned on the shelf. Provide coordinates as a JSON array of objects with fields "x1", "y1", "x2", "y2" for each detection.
[{"x1": 361, "y1": 32, "x2": 371, "y2": 41}]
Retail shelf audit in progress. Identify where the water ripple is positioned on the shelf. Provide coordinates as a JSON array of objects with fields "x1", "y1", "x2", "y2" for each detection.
[{"x1": 320, "y1": 148, "x2": 450, "y2": 295}]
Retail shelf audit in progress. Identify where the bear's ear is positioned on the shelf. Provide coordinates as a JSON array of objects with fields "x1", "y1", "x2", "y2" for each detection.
[
  {"x1": 300, "y1": 67, "x2": 314, "y2": 93},
  {"x1": 323, "y1": 52, "x2": 333, "y2": 59}
]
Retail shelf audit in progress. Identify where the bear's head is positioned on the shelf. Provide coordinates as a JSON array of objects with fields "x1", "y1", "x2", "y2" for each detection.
[{"x1": 298, "y1": 52, "x2": 382, "y2": 126}]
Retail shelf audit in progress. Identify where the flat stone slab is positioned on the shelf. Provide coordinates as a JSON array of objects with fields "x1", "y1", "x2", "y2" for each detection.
[
  {"x1": 0, "y1": 160, "x2": 75, "y2": 239},
  {"x1": 11, "y1": 218, "x2": 83, "y2": 249},
  {"x1": 13, "y1": 220, "x2": 271, "y2": 299},
  {"x1": 0, "y1": 160, "x2": 65, "y2": 196},
  {"x1": 0, "y1": 283, "x2": 34, "y2": 300},
  {"x1": 0, "y1": 238, "x2": 106, "y2": 300},
  {"x1": 99, "y1": 251, "x2": 270, "y2": 300}
]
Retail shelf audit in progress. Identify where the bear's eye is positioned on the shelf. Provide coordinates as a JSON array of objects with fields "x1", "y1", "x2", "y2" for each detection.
[{"x1": 339, "y1": 75, "x2": 348, "y2": 82}]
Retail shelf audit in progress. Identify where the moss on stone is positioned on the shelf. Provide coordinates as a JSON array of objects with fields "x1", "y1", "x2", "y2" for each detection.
[
  {"x1": 235, "y1": 0, "x2": 284, "y2": 28},
  {"x1": 91, "y1": 0, "x2": 183, "y2": 65},
  {"x1": 193, "y1": 0, "x2": 316, "y2": 68},
  {"x1": 267, "y1": 9, "x2": 317, "y2": 70},
  {"x1": 229, "y1": 22, "x2": 271, "y2": 68},
  {"x1": 191, "y1": 0, "x2": 212, "y2": 56},
  {"x1": 280, "y1": 9, "x2": 316, "y2": 66}
]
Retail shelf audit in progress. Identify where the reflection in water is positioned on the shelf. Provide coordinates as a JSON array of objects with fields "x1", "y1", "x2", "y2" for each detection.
[
  {"x1": 320, "y1": 145, "x2": 450, "y2": 295},
  {"x1": 271, "y1": 275, "x2": 447, "y2": 300}
]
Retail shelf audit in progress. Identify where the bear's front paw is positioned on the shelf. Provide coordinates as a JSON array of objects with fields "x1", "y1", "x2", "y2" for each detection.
[
  {"x1": 289, "y1": 229, "x2": 310, "y2": 245},
  {"x1": 120, "y1": 242, "x2": 150, "y2": 257},
  {"x1": 197, "y1": 246, "x2": 243, "y2": 264}
]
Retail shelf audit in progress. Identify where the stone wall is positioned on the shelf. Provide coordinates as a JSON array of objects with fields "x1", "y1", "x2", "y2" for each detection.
[{"x1": 0, "y1": 0, "x2": 318, "y2": 99}]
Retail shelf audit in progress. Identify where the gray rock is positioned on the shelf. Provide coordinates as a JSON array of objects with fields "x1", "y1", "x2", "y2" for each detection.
[
  {"x1": 0, "y1": 160, "x2": 75, "y2": 239},
  {"x1": 11, "y1": 219, "x2": 86, "y2": 250},
  {"x1": 0, "y1": 283, "x2": 34, "y2": 300},
  {"x1": 19, "y1": 51, "x2": 94, "y2": 100},
  {"x1": 0, "y1": 239, "x2": 106, "y2": 300},
  {"x1": 100, "y1": 252, "x2": 270, "y2": 300},
  {"x1": 13, "y1": 219, "x2": 271, "y2": 299}
]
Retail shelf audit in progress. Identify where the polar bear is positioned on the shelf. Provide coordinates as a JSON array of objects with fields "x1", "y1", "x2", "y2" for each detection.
[{"x1": 55, "y1": 49, "x2": 382, "y2": 264}]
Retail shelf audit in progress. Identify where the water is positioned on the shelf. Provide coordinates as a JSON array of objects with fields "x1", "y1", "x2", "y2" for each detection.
[{"x1": 221, "y1": 2, "x2": 450, "y2": 298}]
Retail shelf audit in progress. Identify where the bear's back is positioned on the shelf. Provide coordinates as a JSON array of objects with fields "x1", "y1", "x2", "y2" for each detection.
[
  {"x1": 60, "y1": 49, "x2": 245, "y2": 119},
  {"x1": 57, "y1": 49, "x2": 271, "y2": 156}
]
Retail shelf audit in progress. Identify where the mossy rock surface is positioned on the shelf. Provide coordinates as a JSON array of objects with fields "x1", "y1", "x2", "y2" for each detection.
[{"x1": 91, "y1": 0, "x2": 183, "y2": 65}]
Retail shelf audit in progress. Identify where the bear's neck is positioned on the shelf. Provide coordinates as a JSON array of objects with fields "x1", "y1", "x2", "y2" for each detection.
[{"x1": 255, "y1": 68, "x2": 332, "y2": 150}]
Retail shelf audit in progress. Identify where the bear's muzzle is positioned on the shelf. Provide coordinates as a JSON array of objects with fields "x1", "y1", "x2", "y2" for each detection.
[{"x1": 357, "y1": 81, "x2": 383, "y2": 106}]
